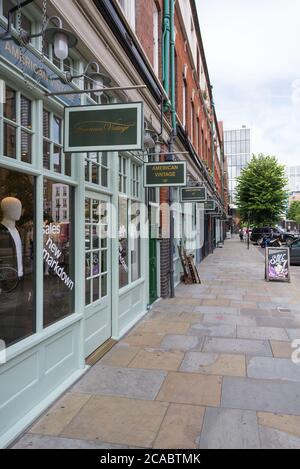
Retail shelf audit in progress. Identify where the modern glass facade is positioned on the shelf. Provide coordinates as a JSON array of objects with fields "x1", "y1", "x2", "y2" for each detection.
[
  {"x1": 224, "y1": 127, "x2": 251, "y2": 206},
  {"x1": 286, "y1": 166, "x2": 300, "y2": 193}
]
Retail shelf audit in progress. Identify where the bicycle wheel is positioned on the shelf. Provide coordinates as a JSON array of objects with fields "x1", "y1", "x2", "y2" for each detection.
[{"x1": 0, "y1": 267, "x2": 19, "y2": 293}]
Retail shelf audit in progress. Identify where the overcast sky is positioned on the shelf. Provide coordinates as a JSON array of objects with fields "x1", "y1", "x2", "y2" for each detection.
[{"x1": 197, "y1": 0, "x2": 300, "y2": 167}]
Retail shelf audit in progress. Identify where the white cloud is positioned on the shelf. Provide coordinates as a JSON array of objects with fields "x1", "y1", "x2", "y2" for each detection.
[{"x1": 197, "y1": 0, "x2": 300, "y2": 166}]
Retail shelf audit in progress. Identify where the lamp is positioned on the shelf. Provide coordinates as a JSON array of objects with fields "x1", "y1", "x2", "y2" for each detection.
[
  {"x1": 0, "y1": 13, "x2": 77, "y2": 61},
  {"x1": 44, "y1": 17, "x2": 77, "y2": 60},
  {"x1": 143, "y1": 128, "x2": 156, "y2": 149},
  {"x1": 85, "y1": 62, "x2": 111, "y2": 97}
]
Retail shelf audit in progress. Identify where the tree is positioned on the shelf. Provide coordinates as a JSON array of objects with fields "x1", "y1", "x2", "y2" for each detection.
[
  {"x1": 287, "y1": 201, "x2": 300, "y2": 224},
  {"x1": 235, "y1": 154, "x2": 288, "y2": 226}
]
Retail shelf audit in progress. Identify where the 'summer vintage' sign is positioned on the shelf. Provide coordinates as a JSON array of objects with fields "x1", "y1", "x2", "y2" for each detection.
[
  {"x1": 265, "y1": 247, "x2": 290, "y2": 283},
  {"x1": 181, "y1": 187, "x2": 207, "y2": 202},
  {"x1": 144, "y1": 162, "x2": 187, "y2": 187},
  {"x1": 64, "y1": 103, "x2": 144, "y2": 152}
]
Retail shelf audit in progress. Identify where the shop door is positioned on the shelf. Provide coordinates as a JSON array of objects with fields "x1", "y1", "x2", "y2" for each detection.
[
  {"x1": 149, "y1": 238, "x2": 157, "y2": 304},
  {"x1": 84, "y1": 193, "x2": 111, "y2": 358}
]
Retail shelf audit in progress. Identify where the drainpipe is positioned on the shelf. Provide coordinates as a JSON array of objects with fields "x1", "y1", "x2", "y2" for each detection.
[
  {"x1": 162, "y1": 0, "x2": 170, "y2": 102},
  {"x1": 168, "y1": 0, "x2": 176, "y2": 298}
]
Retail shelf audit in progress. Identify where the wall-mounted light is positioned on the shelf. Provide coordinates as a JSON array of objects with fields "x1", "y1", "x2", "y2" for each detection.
[
  {"x1": 85, "y1": 62, "x2": 111, "y2": 97},
  {"x1": 143, "y1": 128, "x2": 156, "y2": 149},
  {"x1": 1, "y1": 13, "x2": 77, "y2": 61}
]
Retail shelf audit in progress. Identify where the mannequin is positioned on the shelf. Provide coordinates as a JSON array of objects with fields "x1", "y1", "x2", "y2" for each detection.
[{"x1": 0, "y1": 197, "x2": 23, "y2": 278}]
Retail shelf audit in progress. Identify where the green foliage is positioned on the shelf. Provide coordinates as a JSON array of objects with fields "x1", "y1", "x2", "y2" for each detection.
[
  {"x1": 287, "y1": 201, "x2": 300, "y2": 224},
  {"x1": 235, "y1": 154, "x2": 288, "y2": 226}
]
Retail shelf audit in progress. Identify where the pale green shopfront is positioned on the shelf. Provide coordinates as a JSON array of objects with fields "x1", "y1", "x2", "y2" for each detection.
[{"x1": 0, "y1": 8, "x2": 152, "y2": 447}]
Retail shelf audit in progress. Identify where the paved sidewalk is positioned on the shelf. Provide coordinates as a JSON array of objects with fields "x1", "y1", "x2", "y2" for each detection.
[{"x1": 13, "y1": 238, "x2": 300, "y2": 449}]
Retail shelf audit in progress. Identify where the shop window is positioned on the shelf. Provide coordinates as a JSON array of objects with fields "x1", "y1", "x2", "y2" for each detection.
[
  {"x1": 119, "y1": 196, "x2": 128, "y2": 288},
  {"x1": 43, "y1": 180, "x2": 75, "y2": 327},
  {"x1": 43, "y1": 108, "x2": 71, "y2": 176},
  {"x1": 131, "y1": 162, "x2": 140, "y2": 198},
  {"x1": 119, "y1": 155, "x2": 127, "y2": 193},
  {"x1": 85, "y1": 197, "x2": 108, "y2": 306},
  {"x1": 85, "y1": 152, "x2": 109, "y2": 188},
  {"x1": 1, "y1": 0, "x2": 32, "y2": 36},
  {"x1": 1, "y1": 85, "x2": 33, "y2": 163},
  {"x1": 0, "y1": 167, "x2": 35, "y2": 347},
  {"x1": 130, "y1": 201, "x2": 141, "y2": 282}
]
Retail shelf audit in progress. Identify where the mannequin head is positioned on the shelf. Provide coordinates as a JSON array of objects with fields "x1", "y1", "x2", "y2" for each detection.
[{"x1": 1, "y1": 197, "x2": 22, "y2": 223}]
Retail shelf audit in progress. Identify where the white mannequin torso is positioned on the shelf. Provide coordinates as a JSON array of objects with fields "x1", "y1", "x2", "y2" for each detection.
[{"x1": 1, "y1": 218, "x2": 23, "y2": 277}]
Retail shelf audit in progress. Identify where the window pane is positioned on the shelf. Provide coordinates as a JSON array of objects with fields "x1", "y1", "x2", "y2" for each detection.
[
  {"x1": 21, "y1": 96, "x2": 32, "y2": 129},
  {"x1": 4, "y1": 123, "x2": 16, "y2": 158},
  {"x1": 101, "y1": 168, "x2": 108, "y2": 187},
  {"x1": 21, "y1": 130, "x2": 32, "y2": 163},
  {"x1": 119, "y1": 197, "x2": 128, "y2": 288},
  {"x1": 131, "y1": 202, "x2": 141, "y2": 282},
  {"x1": 101, "y1": 275, "x2": 107, "y2": 298},
  {"x1": 43, "y1": 181, "x2": 74, "y2": 327},
  {"x1": 4, "y1": 86, "x2": 16, "y2": 121},
  {"x1": 0, "y1": 168, "x2": 35, "y2": 347},
  {"x1": 43, "y1": 140, "x2": 50, "y2": 169},
  {"x1": 65, "y1": 153, "x2": 72, "y2": 176},
  {"x1": 43, "y1": 110, "x2": 50, "y2": 138},
  {"x1": 53, "y1": 145, "x2": 61, "y2": 173},
  {"x1": 53, "y1": 116, "x2": 61, "y2": 144}
]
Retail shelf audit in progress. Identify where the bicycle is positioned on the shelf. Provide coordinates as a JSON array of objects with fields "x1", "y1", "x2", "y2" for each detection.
[{"x1": 0, "y1": 265, "x2": 19, "y2": 293}]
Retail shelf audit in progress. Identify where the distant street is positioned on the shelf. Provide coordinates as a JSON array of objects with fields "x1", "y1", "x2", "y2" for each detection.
[{"x1": 13, "y1": 237, "x2": 300, "y2": 449}]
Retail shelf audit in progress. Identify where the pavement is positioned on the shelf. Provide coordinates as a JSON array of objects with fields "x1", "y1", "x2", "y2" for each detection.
[{"x1": 12, "y1": 238, "x2": 300, "y2": 449}]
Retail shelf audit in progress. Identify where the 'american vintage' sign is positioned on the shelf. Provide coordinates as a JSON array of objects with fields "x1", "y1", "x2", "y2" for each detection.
[
  {"x1": 64, "y1": 103, "x2": 144, "y2": 152},
  {"x1": 144, "y1": 162, "x2": 187, "y2": 187}
]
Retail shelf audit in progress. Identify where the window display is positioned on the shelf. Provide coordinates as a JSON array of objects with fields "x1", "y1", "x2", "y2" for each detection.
[
  {"x1": 0, "y1": 168, "x2": 35, "y2": 347},
  {"x1": 43, "y1": 180, "x2": 74, "y2": 327}
]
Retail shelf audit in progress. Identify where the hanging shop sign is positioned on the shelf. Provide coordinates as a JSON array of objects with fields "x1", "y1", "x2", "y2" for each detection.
[
  {"x1": 181, "y1": 187, "x2": 207, "y2": 202},
  {"x1": 64, "y1": 102, "x2": 144, "y2": 153},
  {"x1": 144, "y1": 162, "x2": 187, "y2": 187},
  {"x1": 0, "y1": 29, "x2": 80, "y2": 106},
  {"x1": 203, "y1": 200, "x2": 216, "y2": 211},
  {"x1": 265, "y1": 247, "x2": 290, "y2": 283}
]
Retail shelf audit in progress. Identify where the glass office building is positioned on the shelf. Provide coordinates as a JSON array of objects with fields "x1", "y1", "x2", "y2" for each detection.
[
  {"x1": 286, "y1": 166, "x2": 300, "y2": 193},
  {"x1": 224, "y1": 127, "x2": 251, "y2": 207}
]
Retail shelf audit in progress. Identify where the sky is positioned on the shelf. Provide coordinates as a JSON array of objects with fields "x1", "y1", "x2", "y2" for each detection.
[{"x1": 196, "y1": 0, "x2": 300, "y2": 167}]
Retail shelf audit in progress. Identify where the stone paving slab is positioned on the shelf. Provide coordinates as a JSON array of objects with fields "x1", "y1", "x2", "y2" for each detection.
[
  {"x1": 247, "y1": 357, "x2": 300, "y2": 382},
  {"x1": 237, "y1": 326, "x2": 289, "y2": 341},
  {"x1": 72, "y1": 365, "x2": 167, "y2": 400},
  {"x1": 128, "y1": 348, "x2": 184, "y2": 371},
  {"x1": 100, "y1": 345, "x2": 140, "y2": 367},
  {"x1": 153, "y1": 404, "x2": 205, "y2": 449},
  {"x1": 180, "y1": 352, "x2": 246, "y2": 376},
  {"x1": 258, "y1": 412, "x2": 300, "y2": 438},
  {"x1": 202, "y1": 313, "x2": 256, "y2": 327},
  {"x1": 194, "y1": 306, "x2": 240, "y2": 315},
  {"x1": 203, "y1": 337, "x2": 273, "y2": 356},
  {"x1": 286, "y1": 329, "x2": 300, "y2": 341},
  {"x1": 160, "y1": 334, "x2": 204, "y2": 351},
  {"x1": 156, "y1": 372, "x2": 222, "y2": 407},
  {"x1": 222, "y1": 377, "x2": 300, "y2": 415},
  {"x1": 60, "y1": 395, "x2": 169, "y2": 448},
  {"x1": 13, "y1": 434, "x2": 128, "y2": 449},
  {"x1": 187, "y1": 323, "x2": 236, "y2": 338},
  {"x1": 259, "y1": 426, "x2": 300, "y2": 449},
  {"x1": 199, "y1": 408, "x2": 260, "y2": 449},
  {"x1": 29, "y1": 393, "x2": 91, "y2": 436},
  {"x1": 270, "y1": 341, "x2": 294, "y2": 358}
]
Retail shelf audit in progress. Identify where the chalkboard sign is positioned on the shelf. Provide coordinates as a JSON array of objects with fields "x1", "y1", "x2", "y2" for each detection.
[{"x1": 265, "y1": 247, "x2": 290, "y2": 282}]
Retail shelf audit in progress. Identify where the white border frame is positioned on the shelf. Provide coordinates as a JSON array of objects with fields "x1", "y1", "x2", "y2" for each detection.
[
  {"x1": 181, "y1": 186, "x2": 207, "y2": 203},
  {"x1": 144, "y1": 161, "x2": 187, "y2": 187},
  {"x1": 64, "y1": 102, "x2": 144, "y2": 153}
]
